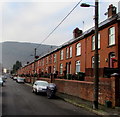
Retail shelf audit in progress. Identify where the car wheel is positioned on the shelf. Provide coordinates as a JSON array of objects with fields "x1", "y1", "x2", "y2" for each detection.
[
  {"x1": 32, "y1": 89, "x2": 34, "y2": 93},
  {"x1": 47, "y1": 91, "x2": 52, "y2": 99},
  {"x1": 35, "y1": 89, "x2": 38, "y2": 95}
]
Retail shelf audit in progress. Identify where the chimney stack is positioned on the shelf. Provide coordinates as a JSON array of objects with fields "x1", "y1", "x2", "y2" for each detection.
[
  {"x1": 73, "y1": 27, "x2": 82, "y2": 39},
  {"x1": 108, "y1": 4, "x2": 116, "y2": 18}
]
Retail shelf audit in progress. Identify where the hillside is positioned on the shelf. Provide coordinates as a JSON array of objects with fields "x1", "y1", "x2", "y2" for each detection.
[{"x1": 0, "y1": 41, "x2": 57, "y2": 69}]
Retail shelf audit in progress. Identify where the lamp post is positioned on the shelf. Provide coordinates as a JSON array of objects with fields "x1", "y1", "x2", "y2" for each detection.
[{"x1": 81, "y1": 0, "x2": 99, "y2": 109}]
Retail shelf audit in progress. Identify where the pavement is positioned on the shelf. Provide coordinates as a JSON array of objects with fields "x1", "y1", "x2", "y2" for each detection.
[
  {"x1": 56, "y1": 93, "x2": 120, "y2": 117},
  {"x1": 25, "y1": 82, "x2": 120, "y2": 117}
]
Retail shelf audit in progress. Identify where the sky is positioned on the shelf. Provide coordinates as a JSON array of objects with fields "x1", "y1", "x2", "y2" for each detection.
[{"x1": 0, "y1": 0, "x2": 120, "y2": 46}]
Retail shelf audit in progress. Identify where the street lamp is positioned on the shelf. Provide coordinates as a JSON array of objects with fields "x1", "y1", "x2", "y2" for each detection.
[
  {"x1": 80, "y1": 0, "x2": 99, "y2": 109},
  {"x1": 80, "y1": 3, "x2": 95, "y2": 7}
]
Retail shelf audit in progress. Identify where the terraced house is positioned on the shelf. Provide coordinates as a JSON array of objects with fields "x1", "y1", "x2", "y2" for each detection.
[
  {"x1": 17, "y1": 4, "x2": 120, "y2": 107},
  {"x1": 18, "y1": 4, "x2": 120, "y2": 77}
]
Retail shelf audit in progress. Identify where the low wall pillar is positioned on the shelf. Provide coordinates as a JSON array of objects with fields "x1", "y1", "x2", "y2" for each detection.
[{"x1": 111, "y1": 73, "x2": 120, "y2": 107}]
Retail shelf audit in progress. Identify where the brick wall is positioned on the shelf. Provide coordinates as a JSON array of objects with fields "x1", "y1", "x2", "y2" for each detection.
[{"x1": 38, "y1": 75, "x2": 119, "y2": 107}]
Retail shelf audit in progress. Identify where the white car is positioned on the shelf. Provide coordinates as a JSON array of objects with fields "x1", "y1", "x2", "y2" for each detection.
[
  {"x1": 13, "y1": 76, "x2": 18, "y2": 80},
  {"x1": 0, "y1": 77, "x2": 4, "y2": 86},
  {"x1": 16, "y1": 77, "x2": 25, "y2": 83},
  {"x1": 32, "y1": 80, "x2": 49, "y2": 94}
]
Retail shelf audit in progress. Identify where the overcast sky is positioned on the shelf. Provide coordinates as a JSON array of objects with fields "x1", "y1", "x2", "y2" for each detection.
[{"x1": 0, "y1": 0, "x2": 119, "y2": 46}]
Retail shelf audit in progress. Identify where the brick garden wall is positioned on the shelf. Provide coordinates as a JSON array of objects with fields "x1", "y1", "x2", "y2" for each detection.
[{"x1": 37, "y1": 75, "x2": 119, "y2": 107}]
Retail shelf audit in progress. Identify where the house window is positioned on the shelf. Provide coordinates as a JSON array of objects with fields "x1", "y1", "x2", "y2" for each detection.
[
  {"x1": 109, "y1": 52, "x2": 116, "y2": 68},
  {"x1": 60, "y1": 64, "x2": 63, "y2": 74},
  {"x1": 76, "y1": 43, "x2": 81, "y2": 56},
  {"x1": 39, "y1": 61, "x2": 41, "y2": 66},
  {"x1": 46, "y1": 67, "x2": 48, "y2": 72},
  {"x1": 66, "y1": 48, "x2": 69, "y2": 59},
  {"x1": 60, "y1": 50, "x2": 64, "y2": 60},
  {"x1": 46, "y1": 57, "x2": 48, "y2": 64},
  {"x1": 109, "y1": 27, "x2": 115, "y2": 46},
  {"x1": 53, "y1": 66, "x2": 56, "y2": 74},
  {"x1": 92, "y1": 33, "x2": 100, "y2": 50},
  {"x1": 66, "y1": 63, "x2": 69, "y2": 74},
  {"x1": 42, "y1": 59, "x2": 44, "y2": 66},
  {"x1": 76, "y1": 60, "x2": 80, "y2": 74},
  {"x1": 69, "y1": 63, "x2": 72, "y2": 74},
  {"x1": 54, "y1": 54, "x2": 56, "y2": 63},
  {"x1": 92, "y1": 56, "x2": 95, "y2": 68},
  {"x1": 49, "y1": 55, "x2": 52, "y2": 64},
  {"x1": 92, "y1": 55, "x2": 100, "y2": 68},
  {"x1": 70, "y1": 46, "x2": 72, "y2": 58}
]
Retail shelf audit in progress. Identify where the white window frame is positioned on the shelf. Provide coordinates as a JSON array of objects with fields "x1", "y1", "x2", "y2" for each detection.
[
  {"x1": 46, "y1": 57, "x2": 48, "y2": 64},
  {"x1": 49, "y1": 55, "x2": 52, "y2": 64},
  {"x1": 66, "y1": 63, "x2": 69, "y2": 74},
  {"x1": 76, "y1": 60, "x2": 80, "y2": 74},
  {"x1": 66, "y1": 48, "x2": 69, "y2": 59},
  {"x1": 60, "y1": 50, "x2": 64, "y2": 60},
  {"x1": 39, "y1": 61, "x2": 41, "y2": 66},
  {"x1": 92, "y1": 33, "x2": 100, "y2": 50},
  {"x1": 70, "y1": 46, "x2": 72, "y2": 58},
  {"x1": 46, "y1": 67, "x2": 48, "y2": 71},
  {"x1": 92, "y1": 56, "x2": 95, "y2": 68},
  {"x1": 109, "y1": 27, "x2": 115, "y2": 46},
  {"x1": 42, "y1": 59, "x2": 44, "y2": 66},
  {"x1": 60, "y1": 64, "x2": 63, "y2": 75},
  {"x1": 53, "y1": 66, "x2": 56, "y2": 74},
  {"x1": 76, "y1": 43, "x2": 81, "y2": 56},
  {"x1": 92, "y1": 36, "x2": 95, "y2": 50},
  {"x1": 92, "y1": 55, "x2": 100, "y2": 68},
  {"x1": 54, "y1": 54, "x2": 56, "y2": 63},
  {"x1": 69, "y1": 63, "x2": 72, "y2": 74}
]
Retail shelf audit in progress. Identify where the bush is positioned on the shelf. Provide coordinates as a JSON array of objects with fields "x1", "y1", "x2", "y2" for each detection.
[
  {"x1": 66, "y1": 74, "x2": 72, "y2": 80},
  {"x1": 77, "y1": 72, "x2": 85, "y2": 81},
  {"x1": 41, "y1": 73, "x2": 51, "y2": 78},
  {"x1": 20, "y1": 74, "x2": 25, "y2": 77},
  {"x1": 33, "y1": 73, "x2": 38, "y2": 77}
]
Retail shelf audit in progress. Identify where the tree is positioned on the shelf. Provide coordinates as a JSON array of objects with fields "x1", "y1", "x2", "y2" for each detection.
[{"x1": 11, "y1": 61, "x2": 22, "y2": 74}]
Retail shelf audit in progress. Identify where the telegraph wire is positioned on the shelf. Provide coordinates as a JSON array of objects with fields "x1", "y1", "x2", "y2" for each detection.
[
  {"x1": 35, "y1": 0, "x2": 82, "y2": 50},
  {"x1": 22, "y1": 0, "x2": 83, "y2": 66}
]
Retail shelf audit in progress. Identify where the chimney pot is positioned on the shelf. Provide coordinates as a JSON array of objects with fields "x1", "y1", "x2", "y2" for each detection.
[
  {"x1": 108, "y1": 4, "x2": 116, "y2": 18},
  {"x1": 73, "y1": 27, "x2": 82, "y2": 38}
]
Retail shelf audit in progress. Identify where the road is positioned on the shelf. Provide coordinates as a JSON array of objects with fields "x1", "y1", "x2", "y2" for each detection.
[{"x1": 2, "y1": 78, "x2": 99, "y2": 116}]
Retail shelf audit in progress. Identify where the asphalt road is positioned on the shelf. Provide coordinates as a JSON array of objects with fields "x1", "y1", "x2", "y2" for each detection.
[{"x1": 2, "y1": 78, "x2": 99, "y2": 116}]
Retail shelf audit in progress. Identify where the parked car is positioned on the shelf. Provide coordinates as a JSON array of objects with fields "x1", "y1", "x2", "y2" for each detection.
[
  {"x1": 2, "y1": 75, "x2": 7, "y2": 82},
  {"x1": 16, "y1": 77, "x2": 25, "y2": 83},
  {"x1": 0, "y1": 77, "x2": 4, "y2": 86},
  {"x1": 32, "y1": 80, "x2": 49, "y2": 94},
  {"x1": 46, "y1": 83, "x2": 57, "y2": 99},
  {"x1": 13, "y1": 76, "x2": 18, "y2": 80}
]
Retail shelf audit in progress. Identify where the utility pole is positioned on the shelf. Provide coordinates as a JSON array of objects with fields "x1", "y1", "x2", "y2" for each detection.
[
  {"x1": 33, "y1": 48, "x2": 37, "y2": 83},
  {"x1": 93, "y1": 0, "x2": 99, "y2": 109},
  {"x1": 80, "y1": 0, "x2": 99, "y2": 109}
]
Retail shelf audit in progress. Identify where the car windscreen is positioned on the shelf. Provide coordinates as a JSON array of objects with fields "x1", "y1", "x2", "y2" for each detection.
[
  {"x1": 37, "y1": 82, "x2": 48, "y2": 86},
  {"x1": 18, "y1": 77, "x2": 24, "y2": 80}
]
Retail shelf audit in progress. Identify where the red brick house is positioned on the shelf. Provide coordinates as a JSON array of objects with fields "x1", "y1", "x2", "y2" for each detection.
[
  {"x1": 17, "y1": 4, "x2": 120, "y2": 107},
  {"x1": 18, "y1": 4, "x2": 120, "y2": 77}
]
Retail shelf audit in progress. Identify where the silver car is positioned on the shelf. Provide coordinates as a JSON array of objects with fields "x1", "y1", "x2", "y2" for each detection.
[{"x1": 32, "y1": 80, "x2": 49, "y2": 94}]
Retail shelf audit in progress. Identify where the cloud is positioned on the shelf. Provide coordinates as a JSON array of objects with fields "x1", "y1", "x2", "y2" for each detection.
[
  {"x1": 1, "y1": 1, "x2": 119, "y2": 46},
  {"x1": 2, "y1": 2, "x2": 83, "y2": 45}
]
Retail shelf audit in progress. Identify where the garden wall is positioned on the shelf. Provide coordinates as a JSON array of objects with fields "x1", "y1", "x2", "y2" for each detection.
[{"x1": 37, "y1": 75, "x2": 119, "y2": 107}]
